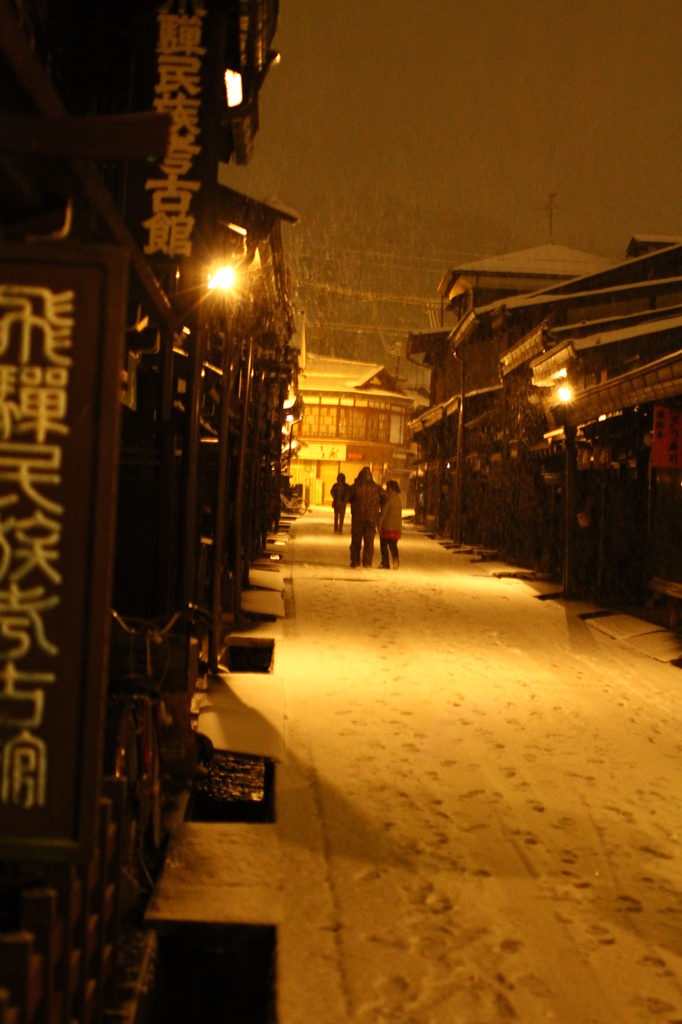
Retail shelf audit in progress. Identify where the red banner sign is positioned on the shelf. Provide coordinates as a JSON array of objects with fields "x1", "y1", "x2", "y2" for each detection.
[{"x1": 653, "y1": 405, "x2": 682, "y2": 469}]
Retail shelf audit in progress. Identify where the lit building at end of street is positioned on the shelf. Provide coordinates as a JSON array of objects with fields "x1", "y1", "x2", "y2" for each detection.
[{"x1": 289, "y1": 352, "x2": 415, "y2": 504}]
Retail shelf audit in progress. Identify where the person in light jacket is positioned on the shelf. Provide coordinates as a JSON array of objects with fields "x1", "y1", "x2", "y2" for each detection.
[{"x1": 377, "y1": 479, "x2": 402, "y2": 569}]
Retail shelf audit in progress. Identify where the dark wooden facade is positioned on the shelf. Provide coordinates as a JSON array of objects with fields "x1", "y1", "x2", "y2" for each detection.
[
  {"x1": 0, "y1": 2, "x2": 295, "y2": 1019},
  {"x1": 410, "y1": 239, "x2": 682, "y2": 621}
]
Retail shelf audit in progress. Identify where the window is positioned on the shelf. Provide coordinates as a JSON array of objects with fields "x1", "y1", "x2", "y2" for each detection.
[
  {"x1": 351, "y1": 408, "x2": 366, "y2": 439},
  {"x1": 301, "y1": 405, "x2": 319, "y2": 437},
  {"x1": 339, "y1": 406, "x2": 366, "y2": 440},
  {"x1": 367, "y1": 408, "x2": 388, "y2": 441},
  {"x1": 318, "y1": 404, "x2": 338, "y2": 437}
]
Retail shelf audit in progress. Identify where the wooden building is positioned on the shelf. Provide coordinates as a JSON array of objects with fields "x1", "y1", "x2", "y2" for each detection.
[
  {"x1": 290, "y1": 353, "x2": 414, "y2": 505},
  {"x1": 410, "y1": 237, "x2": 682, "y2": 623},
  {"x1": 0, "y1": 2, "x2": 297, "y2": 1020}
]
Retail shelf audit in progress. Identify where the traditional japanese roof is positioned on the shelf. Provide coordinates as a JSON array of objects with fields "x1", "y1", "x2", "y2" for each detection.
[
  {"x1": 477, "y1": 259, "x2": 682, "y2": 317},
  {"x1": 406, "y1": 328, "x2": 449, "y2": 367},
  {"x1": 439, "y1": 245, "x2": 615, "y2": 304},
  {"x1": 215, "y1": 178, "x2": 300, "y2": 227},
  {"x1": 531, "y1": 240, "x2": 682, "y2": 299},
  {"x1": 298, "y1": 353, "x2": 408, "y2": 400},
  {"x1": 565, "y1": 312, "x2": 682, "y2": 353},
  {"x1": 554, "y1": 346, "x2": 682, "y2": 427},
  {"x1": 548, "y1": 302, "x2": 682, "y2": 342},
  {"x1": 408, "y1": 395, "x2": 460, "y2": 433},
  {"x1": 448, "y1": 244, "x2": 614, "y2": 280},
  {"x1": 626, "y1": 235, "x2": 682, "y2": 258}
]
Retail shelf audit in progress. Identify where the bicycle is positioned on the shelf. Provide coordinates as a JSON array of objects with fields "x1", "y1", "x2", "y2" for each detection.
[{"x1": 280, "y1": 491, "x2": 306, "y2": 515}]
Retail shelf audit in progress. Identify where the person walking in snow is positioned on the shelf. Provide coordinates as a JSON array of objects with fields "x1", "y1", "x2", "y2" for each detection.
[
  {"x1": 348, "y1": 466, "x2": 382, "y2": 568},
  {"x1": 377, "y1": 479, "x2": 402, "y2": 569},
  {"x1": 330, "y1": 472, "x2": 349, "y2": 534}
]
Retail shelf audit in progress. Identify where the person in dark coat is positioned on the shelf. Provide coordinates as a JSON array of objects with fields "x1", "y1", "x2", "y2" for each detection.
[
  {"x1": 330, "y1": 472, "x2": 349, "y2": 534},
  {"x1": 377, "y1": 479, "x2": 402, "y2": 569},
  {"x1": 348, "y1": 466, "x2": 383, "y2": 568}
]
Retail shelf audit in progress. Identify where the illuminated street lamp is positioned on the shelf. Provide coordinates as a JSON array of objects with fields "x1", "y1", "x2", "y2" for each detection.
[
  {"x1": 207, "y1": 265, "x2": 236, "y2": 291},
  {"x1": 558, "y1": 385, "x2": 572, "y2": 403}
]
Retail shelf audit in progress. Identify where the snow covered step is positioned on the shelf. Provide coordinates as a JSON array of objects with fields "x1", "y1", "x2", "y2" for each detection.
[
  {"x1": 626, "y1": 629, "x2": 682, "y2": 663},
  {"x1": 196, "y1": 671, "x2": 285, "y2": 761},
  {"x1": 241, "y1": 588, "x2": 285, "y2": 618},
  {"x1": 588, "y1": 613, "x2": 665, "y2": 641},
  {"x1": 146, "y1": 822, "x2": 281, "y2": 929},
  {"x1": 249, "y1": 567, "x2": 285, "y2": 591}
]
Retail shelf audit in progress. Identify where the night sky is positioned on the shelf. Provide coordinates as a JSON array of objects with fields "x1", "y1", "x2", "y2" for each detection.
[{"x1": 224, "y1": 1, "x2": 682, "y2": 364}]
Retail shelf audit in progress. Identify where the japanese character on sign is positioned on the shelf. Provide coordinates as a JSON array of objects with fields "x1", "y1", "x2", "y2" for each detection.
[
  {"x1": 0, "y1": 284, "x2": 71, "y2": 813},
  {"x1": 1, "y1": 729, "x2": 47, "y2": 809},
  {"x1": 0, "y1": 661, "x2": 55, "y2": 730},
  {"x1": 0, "y1": 582, "x2": 60, "y2": 659},
  {"x1": 0, "y1": 286, "x2": 74, "y2": 366},
  {"x1": 157, "y1": 11, "x2": 206, "y2": 57},
  {"x1": 144, "y1": 4, "x2": 207, "y2": 258},
  {"x1": 0, "y1": 442, "x2": 64, "y2": 514}
]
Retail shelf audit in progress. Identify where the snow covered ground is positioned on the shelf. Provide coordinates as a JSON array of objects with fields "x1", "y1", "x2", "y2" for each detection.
[{"x1": 273, "y1": 508, "x2": 682, "y2": 1024}]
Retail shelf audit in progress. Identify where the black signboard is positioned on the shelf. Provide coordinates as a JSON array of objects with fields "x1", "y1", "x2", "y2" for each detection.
[
  {"x1": 0, "y1": 241, "x2": 127, "y2": 861},
  {"x1": 127, "y1": 1, "x2": 215, "y2": 269}
]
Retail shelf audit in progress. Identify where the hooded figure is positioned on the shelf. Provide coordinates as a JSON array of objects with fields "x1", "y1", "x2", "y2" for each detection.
[
  {"x1": 330, "y1": 472, "x2": 349, "y2": 534},
  {"x1": 348, "y1": 467, "x2": 383, "y2": 568}
]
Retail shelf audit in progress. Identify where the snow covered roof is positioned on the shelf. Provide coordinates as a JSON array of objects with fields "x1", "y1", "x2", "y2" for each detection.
[
  {"x1": 449, "y1": 244, "x2": 614, "y2": 280},
  {"x1": 298, "y1": 353, "x2": 407, "y2": 399},
  {"x1": 477, "y1": 267, "x2": 682, "y2": 318},
  {"x1": 626, "y1": 235, "x2": 682, "y2": 258},
  {"x1": 549, "y1": 303, "x2": 682, "y2": 342},
  {"x1": 558, "y1": 346, "x2": 682, "y2": 427},
  {"x1": 570, "y1": 312, "x2": 682, "y2": 353}
]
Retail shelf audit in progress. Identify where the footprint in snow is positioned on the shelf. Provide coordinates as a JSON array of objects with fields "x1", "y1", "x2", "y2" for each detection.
[
  {"x1": 617, "y1": 894, "x2": 643, "y2": 912},
  {"x1": 516, "y1": 974, "x2": 555, "y2": 998}
]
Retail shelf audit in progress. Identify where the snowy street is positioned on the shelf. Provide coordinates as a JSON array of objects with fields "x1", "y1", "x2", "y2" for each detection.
[{"x1": 274, "y1": 508, "x2": 682, "y2": 1024}]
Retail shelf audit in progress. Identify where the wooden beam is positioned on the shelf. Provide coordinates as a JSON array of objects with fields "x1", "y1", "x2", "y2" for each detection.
[
  {"x1": 0, "y1": 0, "x2": 174, "y2": 328},
  {"x1": 0, "y1": 112, "x2": 171, "y2": 159}
]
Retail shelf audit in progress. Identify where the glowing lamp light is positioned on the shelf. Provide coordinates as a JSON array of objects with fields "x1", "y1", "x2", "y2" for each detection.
[
  {"x1": 207, "y1": 265, "x2": 236, "y2": 291},
  {"x1": 224, "y1": 69, "x2": 243, "y2": 108},
  {"x1": 285, "y1": 414, "x2": 294, "y2": 423},
  {"x1": 558, "y1": 386, "x2": 572, "y2": 403}
]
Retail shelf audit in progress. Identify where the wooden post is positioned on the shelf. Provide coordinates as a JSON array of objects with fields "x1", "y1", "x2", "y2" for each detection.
[
  {"x1": 0, "y1": 986, "x2": 20, "y2": 1024},
  {"x1": 0, "y1": 932, "x2": 41, "y2": 1024},
  {"x1": 210, "y1": 340, "x2": 235, "y2": 669},
  {"x1": 564, "y1": 426, "x2": 577, "y2": 598},
  {"x1": 454, "y1": 355, "x2": 465, "y2": 545},
  {"x1": 44, "y1": 865, "x2": 79, "y2": 1024},
  {"x1": 20, "y1": 890, "x2": 58, "y2": 1024},
  {"x1": 101, "y1": 779, "x2": 126, "y2": 1007},
  {"x1": 234, "y1": 337, "x2": 254, "y2": 625}
]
